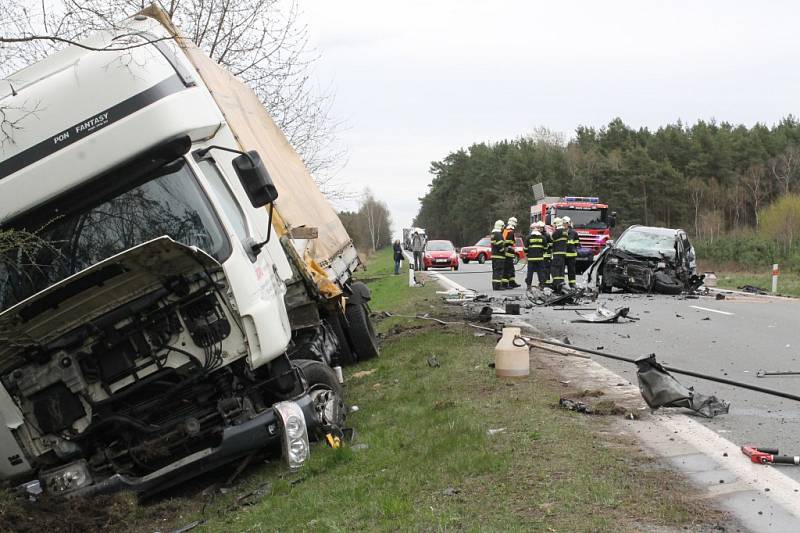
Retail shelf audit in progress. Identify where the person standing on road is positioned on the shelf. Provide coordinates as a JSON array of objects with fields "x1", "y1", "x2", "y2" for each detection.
[
  {"x1": 542, "y1": 222, "x2": 553, "y2": 288},
  {"x1": 393, "y1": 239, "x2": 403, "y2": 275},
  {"x1": 503, "y1": 217, "x2": 520, "y2": 288},
  {"x1": 524, "y1": 221, "x2": 548, "y2": 290},
  {"x1": 490, "y1": 220, "x2": 507, "y2": 290},
  {"x1": 410, "y1": 230, "x2": 425, "y2": 271},
  {"x1": 550, "y1": 217, "x2": 568, "y2": 293},
  {"x1": 564, "y1": 216, "x2": 579, "y2": 289}
]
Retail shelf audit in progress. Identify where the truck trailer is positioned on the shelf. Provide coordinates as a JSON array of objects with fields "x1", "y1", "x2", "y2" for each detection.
[{"x1": 0, "y1": 7, "x2": 376, "y2": 498}]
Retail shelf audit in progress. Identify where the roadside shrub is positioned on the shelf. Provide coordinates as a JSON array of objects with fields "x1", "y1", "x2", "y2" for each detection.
[{"x1": 695, "y1": 232, "x2": 800, "y2": 272}]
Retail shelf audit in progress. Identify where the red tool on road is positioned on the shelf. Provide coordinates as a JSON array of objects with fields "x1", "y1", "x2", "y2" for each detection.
[{"x1": 741, "y1": 446, "x2": 800, "y2": 465}]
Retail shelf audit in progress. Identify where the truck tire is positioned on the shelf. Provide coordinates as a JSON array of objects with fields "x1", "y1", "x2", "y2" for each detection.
[
  {"x1": 327, "y1": 313, "x2": 357, "y2": 366},
  {"x1": 477, "y1": 253, "x2": 486, "y2": 264},
  {"x1": 462, "y1": 259, "x2": 470, "y2": 264},
  {"x1": 653, "y1": 272, "x2": 683, "y2": 295},
  {"x1": 345, "y1": 300, "x2": 379, "y2": 361},
  {"x1": 293, "y1": 359, "x2": 346, "y2": 431}
]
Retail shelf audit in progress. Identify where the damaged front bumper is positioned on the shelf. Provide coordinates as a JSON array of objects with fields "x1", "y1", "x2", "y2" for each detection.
[{"x1": 38, "y1": 394, "x2": 321, "y2": 498}]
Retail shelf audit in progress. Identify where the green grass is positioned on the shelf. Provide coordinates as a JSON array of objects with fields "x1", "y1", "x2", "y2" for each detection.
[
  {"x1": 713, "y1": 271, "x2": 800, "y2": 297},
  {"x1": 193, "y1": 248, "x2": 723, "y2": 532}
]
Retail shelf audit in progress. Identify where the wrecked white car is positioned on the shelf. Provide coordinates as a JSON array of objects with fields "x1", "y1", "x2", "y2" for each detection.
[{"x1": 587, "y1": 225, "x2": 701, "y2": 294}]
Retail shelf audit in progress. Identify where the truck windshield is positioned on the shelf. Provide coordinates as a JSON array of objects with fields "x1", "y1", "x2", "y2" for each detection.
[
  {"x1": 555, "y1": 208, "x2": 606, "y2": 229},
  {"x1": 0, "y1": 159, "x2": 228, "y2": 311}
]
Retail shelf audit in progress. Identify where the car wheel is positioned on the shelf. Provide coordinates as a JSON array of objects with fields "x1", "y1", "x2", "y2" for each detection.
[
  {"x1": 477, "y1": 254, "x2": 486, "y2": 264},
  {"x1": 327, "y1": 313, "x2": 357, "y2": 366},
  {"x1": 462, "y1": 259, "x2": 470, "y2": 264},
  {"x1": 345, "y1": 299, "x2": 379, "y2": 361}
]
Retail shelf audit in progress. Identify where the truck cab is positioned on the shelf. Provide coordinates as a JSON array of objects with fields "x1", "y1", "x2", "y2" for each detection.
[{"x1": 0, "y1": 16, "x2": 347, "y2": 497}]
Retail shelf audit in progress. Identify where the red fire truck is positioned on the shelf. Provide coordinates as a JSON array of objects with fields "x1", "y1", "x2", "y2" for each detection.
[{"x1": 530, "y1": 196, "x2": 617, "y2": 273}]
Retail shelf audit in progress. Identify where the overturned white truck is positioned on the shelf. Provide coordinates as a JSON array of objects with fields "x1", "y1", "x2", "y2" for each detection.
[{"x1": 0, "y1": 7, "x2": 377, "y2": 497}]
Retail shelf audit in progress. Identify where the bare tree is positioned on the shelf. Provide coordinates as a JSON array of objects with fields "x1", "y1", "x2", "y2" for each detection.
[
  {"x1": 769, "y1": 145, "x2": 800, "y2": 196},
  {"x1": 0, "y1": 0, "x2": 347, "y2": 192},
  {"x1": 741, "y1": 164, "x2": 767, "y2": 227},
  {"x1": 359, "y1": 189, "x2": 391, "y2": 252}
]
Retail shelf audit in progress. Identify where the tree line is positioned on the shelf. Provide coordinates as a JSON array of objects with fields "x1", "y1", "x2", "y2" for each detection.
[
  {"x1": 338, "y1": 190, "x2": 393, "y2": 253},
  {"x1": 414, "y1": 117, "x2": 800, "y2": 247}
]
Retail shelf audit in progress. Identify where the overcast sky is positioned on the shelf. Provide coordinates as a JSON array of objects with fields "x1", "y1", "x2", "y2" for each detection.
[{"x1": 301, "y1": 0, "x2": 800, "y2": 238}]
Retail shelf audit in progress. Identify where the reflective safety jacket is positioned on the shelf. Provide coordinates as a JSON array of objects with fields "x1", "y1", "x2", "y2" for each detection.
[
  {"x1": 502, "y1": 227, "x2": 516, "y2": 258},
  {"x1": 524, "y1": 232, "x2": 546, "y2": 261},
  {"x1": 551, "y1": 228, "x2": 568, "y2": 256},
  {"x1": 566, "y1": 229, "x2": 580, "y2": 258},
  {"x1": 491, "y1": 230, "x2": 506, "y2": 260},
  {"x1": 543, "y1": 232, "x2": 552, "y2": 260}
]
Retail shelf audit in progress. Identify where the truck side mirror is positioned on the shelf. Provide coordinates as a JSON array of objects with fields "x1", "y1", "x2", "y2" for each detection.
[{"x1": 233, "y1": 151, "x2": 279, "y2": 208}]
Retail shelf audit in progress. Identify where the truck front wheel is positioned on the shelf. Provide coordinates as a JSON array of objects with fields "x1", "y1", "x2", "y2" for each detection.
[{"x1": 294, "y1": 359, "x2": 346, "y2": 431}]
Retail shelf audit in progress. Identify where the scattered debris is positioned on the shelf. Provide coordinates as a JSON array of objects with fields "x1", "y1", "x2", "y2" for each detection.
[
  {"x1": 636, "y1": 354, "x2": 730, "y2": 418},
  {"x1": 351, "y1": 443, "x2": 369, "y2": 451},
  {"x1": 578, "y1": 389, "x2": 604, "y2": 397},
  {"x1": 559, "y1": 398, "x2": 592, "y2": 414},
  {"x1": 739, "y1": 284, "x2": 768, "y2": 295},
  {"x1": 571, "y1": 304, "x2": 637, "y2": 323},
  {"x1": 352, "y1": 369, "x2": 377, "y2": 379},
  {"x1": 757, "y1": 370, "x2": 800, "y2": 378},
  {"x1": 487, "y1": 427, "x2": 507, "y2": 436},
  {"x1": 350, "y1": 405, "x2": 360, "y2": 412},
  {"x1": 742, "y1": 446, "x2": 800, "y2": 465},
  {"x1": 701, "y1": 317, "x2": 711, "y2": 321},
  {"x1": 427, "y1": 355, "x2": 441, "y2": 368},
  {"x1": 442, "y1": 487, "x2": 461, "y2": 496},
  {"x1": 715, "y1": 293, "x2": 726, "y2": 300},
  {"x1": 505, "y1": 303, "x2": 521, "y2": 315},
  {"x1": 592, "y1": 400, "x2": 626, "y2": 415},
  {"x1": 235, "y1": 482, "x2": 272, "y2": 507},
  {"x1": 473, "y1": 331, "x2": 486, "y2": 337},
  {"x1": 168, "y1": 520, "x2": 206, "y2": 533}
]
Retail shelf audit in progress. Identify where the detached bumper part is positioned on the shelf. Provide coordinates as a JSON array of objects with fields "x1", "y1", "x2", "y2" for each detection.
[{"x1": 67, "y1": 394, "x2": 320, "y2": 497}]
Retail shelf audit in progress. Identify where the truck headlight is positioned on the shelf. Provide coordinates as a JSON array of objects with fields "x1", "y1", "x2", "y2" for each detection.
[
  {"x1": 274, "y1": 401, "x2": 310, "y2": 470},
  {"x1": 656, "y1": 261, "x2": 666, "y2": 269},
  {"x1": 41, "y1": 460, "x2": 92, "y2": 494}
]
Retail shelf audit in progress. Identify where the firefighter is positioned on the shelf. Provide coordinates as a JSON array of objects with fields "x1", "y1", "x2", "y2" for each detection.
[
  {"x1": 550, "y1": 217, "x2": 568, "y2": 293},
  {"x1": 542, "y1": 220, "x2": 553, "y2": 288},
  {"x1": 563, "y1": 215, "x2": 580, "y2": 289},
  {"x1": 524, "y1": 221, "x2": 548, "y2": 290},
  {"x1": 503, "y1": 217, "x2": 520, "y2": 288},
  {"x1": 490, "y1": 219, "x2": 506, "y2": 290}
]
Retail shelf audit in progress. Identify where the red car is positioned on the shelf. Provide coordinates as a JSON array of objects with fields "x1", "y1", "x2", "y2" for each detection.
[
  {"x1": 459, "y1": 236, "x2": 525, "y2": 264},
  {"x1": 423, "y1": 240, "x2": 459, "y2": 270}
]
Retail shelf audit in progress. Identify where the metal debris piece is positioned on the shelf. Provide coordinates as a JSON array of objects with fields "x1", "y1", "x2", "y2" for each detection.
[
  {"x1": 427, "y1": 355, "x2": 440, "y2": 368},
  {"x1": 757, "y1": 370, "x2": 800, "y2": 378},
  {"x1": 571, "y1": 304, "x2": 635, "y2": 323},
  {"x1": 559, "y1": 398, "x2": 593, "y2": 413},
  {"x1": 636, "y1": 354, "x2": 730, "y2": 418},
  {"x1": 739, "y1": 284, "x2": 768, "y2": 295}
]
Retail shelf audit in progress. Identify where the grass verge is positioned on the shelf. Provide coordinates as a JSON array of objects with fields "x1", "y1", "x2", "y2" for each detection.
[
  {"x1": 1, "y1": 248, "x2": 727, "y2": 532},
  {"x1": 712, "y1": 270, "x2": 800, "y2": 297}
]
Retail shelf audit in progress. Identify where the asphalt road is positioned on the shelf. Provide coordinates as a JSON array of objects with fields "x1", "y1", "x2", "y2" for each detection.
[{"x1": 432, "y1": 259, "x2": 800, "y2": 482}]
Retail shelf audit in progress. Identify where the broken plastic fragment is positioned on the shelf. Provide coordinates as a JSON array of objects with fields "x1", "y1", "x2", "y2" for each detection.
[{"x1": 635, "y1": 354, "x2": 729, "y2": 418}]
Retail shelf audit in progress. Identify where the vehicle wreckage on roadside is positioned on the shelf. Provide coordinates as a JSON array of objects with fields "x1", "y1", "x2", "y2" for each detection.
[{"x1": 586, "y1": 225, "x2": 704, "y2": 294}]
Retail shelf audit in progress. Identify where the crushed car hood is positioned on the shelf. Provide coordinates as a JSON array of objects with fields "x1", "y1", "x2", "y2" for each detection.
[{"x1": 0, "y1": 237, "x2": 221, "y2": 369}]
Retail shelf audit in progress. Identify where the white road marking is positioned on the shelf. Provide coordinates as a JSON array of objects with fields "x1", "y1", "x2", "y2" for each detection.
[{"x1": 689, "y1": 305, "x2": 734, "y2": 316}]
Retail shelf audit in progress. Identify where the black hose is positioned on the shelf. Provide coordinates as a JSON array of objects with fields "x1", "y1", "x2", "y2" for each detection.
[{"x1": 517, "y1": 335, "x2": 800, "y2": 403}]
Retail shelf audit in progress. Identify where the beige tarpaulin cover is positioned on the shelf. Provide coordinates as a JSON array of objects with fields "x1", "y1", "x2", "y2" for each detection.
[{"x1": 142, "y1": 7, "x2": 351, "y2": 295}]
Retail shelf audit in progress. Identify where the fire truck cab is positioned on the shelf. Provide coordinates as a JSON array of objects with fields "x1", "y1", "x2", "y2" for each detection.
[{"x1": 530, "y1": 196, "x2": 616, "y2": 273}]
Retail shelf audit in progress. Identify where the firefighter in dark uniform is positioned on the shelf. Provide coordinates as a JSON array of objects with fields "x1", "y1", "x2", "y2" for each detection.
[
  {"x1": 542, "y1": 222, "x2": 553, "y2": 288},
  {"x1": 490, "y1": 219, "x2": 506, "y2": 290},
  {"x1": 563, "y1": 215, "x2": 580, "y2": 289},
  {"x1": 503, "y1": 217, "x2": 520, "y2": 288},
  {"x1": 550, "y1": 217, "x2": 567, "y2": 293},
  {"x1": 524, "y1": 221, "x2": 548, "y2": 289}
]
